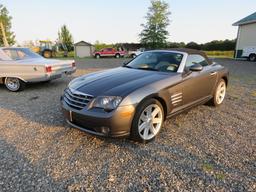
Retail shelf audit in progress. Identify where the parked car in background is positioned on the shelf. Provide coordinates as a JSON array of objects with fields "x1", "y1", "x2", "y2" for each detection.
[
  {"x1": 129, "y1": 48, "x2": 146, "y2": 58},
  {"x1": 0, "y1": 47, "x2": 76, "y2": 92},
  {"x1": 61, "y1": 49, "x2": 229, "y2": 143},
  {"x1": 242, "y1": 46, "x2": 256, "y2": 61},
  {"x1": 94, "y1": 48, "x2": 126, "y2": 59}
]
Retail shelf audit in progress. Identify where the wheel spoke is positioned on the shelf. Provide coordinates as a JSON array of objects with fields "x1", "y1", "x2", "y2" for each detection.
[
  {"x1": 140, "y1": 114, "x2": 147, "y2": 122},
  {"x1": 139, "y1": 122, "x2": 147, "y2": 133},
  {"x1": 150, "y1": 124, "x2": 157, "y2": 135},
  {"x1": 151, "y1": 107, "x2": 160, "y2": 118},
  {"x1": 152, "y1": 118, "x2": 162, "y2": 124},
  {"x1": 146, "y1": 107, "x2": 152, "y2": 117},
  {"x1": 143, "y1": 126, "x2": 150, "y2": 138}
]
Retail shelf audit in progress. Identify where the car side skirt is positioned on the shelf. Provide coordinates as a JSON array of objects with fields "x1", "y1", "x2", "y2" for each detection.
[{"x1": 167, "y1": 95, "x2": 212, "y2": 118}]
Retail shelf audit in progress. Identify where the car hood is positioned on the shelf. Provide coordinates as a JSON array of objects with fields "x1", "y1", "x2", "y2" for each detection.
[{"x1": 69, "y1": 67, "x2": 177, "y2": 96}]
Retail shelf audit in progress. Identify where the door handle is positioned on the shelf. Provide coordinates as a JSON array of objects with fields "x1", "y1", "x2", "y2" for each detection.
[{"x1": 210, "y1": 72, "x2": 217, "y2": 76}]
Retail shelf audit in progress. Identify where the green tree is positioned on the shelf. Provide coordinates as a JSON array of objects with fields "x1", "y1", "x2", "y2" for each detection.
[
  {"x1": 58, "y1": 25, "x2": 74, "y2": 51},
  {"x1": 140, "y1": 0, "x2": 171, "y2": 49},
  {"x1": 185, "y1": 42, "x2": 202, "y2": 50},
  {"x1": 0, "y1": 4, "x2": 15, "y2": 46}
]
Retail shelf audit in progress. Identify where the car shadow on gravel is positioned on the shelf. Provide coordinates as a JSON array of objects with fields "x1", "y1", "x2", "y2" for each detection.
[{"x1": 0, "y1": 137, "x2": 66, "y2": 191}]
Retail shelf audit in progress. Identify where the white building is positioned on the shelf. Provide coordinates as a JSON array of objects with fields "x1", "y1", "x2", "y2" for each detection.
[
  {"x1": 233, "y1": 12, "x2": 256, "y2": 58},
  {"x1": 74, "y1": 41, "x2": 95, "y2": 58}
]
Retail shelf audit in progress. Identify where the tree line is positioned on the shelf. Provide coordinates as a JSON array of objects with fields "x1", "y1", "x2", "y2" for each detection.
[{"x1": 167, "y1": 40, "x2": 236, "y2": 51}]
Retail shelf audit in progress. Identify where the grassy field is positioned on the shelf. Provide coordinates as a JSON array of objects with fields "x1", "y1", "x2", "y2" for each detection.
[
  {"x1": 205, "y1": 51, "x2": 234, "y2": 58},
  {"x1": 55, "y1": 51, "x2": 75, "y2": 58},
  {"x1": 53, "y1": 50, "x2": 235, "y2": 59}
]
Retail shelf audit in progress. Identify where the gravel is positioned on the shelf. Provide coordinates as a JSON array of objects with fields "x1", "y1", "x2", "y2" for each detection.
[{"x1": 0, "y1": 58, "x2": 255, "y2": 191}]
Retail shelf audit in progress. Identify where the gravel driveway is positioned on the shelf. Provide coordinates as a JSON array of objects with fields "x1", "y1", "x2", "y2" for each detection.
[{"x1": 0, "y1": 58, "x2": 255, "y2": 191}]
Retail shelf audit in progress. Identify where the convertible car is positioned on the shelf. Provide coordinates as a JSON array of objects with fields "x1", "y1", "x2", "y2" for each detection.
[
  {"x1": 0, "y1": 47, "x2": 76, "y2": 92},
  {"x1": 61, "y1": 49, "x2": 229, "y2": 143}
]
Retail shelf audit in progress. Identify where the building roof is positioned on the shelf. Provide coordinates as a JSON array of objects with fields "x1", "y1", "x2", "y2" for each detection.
[
  {"x1": 74, "y1": 41, "x2": 93, "y2": 46},
  {"x1": 233, "y1": 12, "x2": 256, "y2": 26}
]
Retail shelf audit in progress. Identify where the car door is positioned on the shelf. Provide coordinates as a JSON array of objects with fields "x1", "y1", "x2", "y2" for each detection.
[
  {"x1": 108, "y1": 48, "x2": 115, "y2": 56},
  {"x1": 182, "y1": 54, "x2": 218, "y2": 106},
  {"x1": 100, "y1": 49, "x2": 107, "y2": 57}
]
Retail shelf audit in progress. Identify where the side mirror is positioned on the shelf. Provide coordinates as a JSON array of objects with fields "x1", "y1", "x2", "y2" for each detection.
[{"x1": 190, "y1": 63, "x2": 203, "y2": 72}]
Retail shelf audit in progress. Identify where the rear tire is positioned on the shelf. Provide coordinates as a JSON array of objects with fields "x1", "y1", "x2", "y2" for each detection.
[
  {"x1": 5, "y1": 77, "x2": 26, "y2": 92},
  {"x1": 131, "y1": 99, "x2": 164, "y2": 143},
  {"x1": 209, "y1": 79, "x2": 226, "y2": 107},
  {"x1": 95, "y1": 54, "x2": 100, "y2": 59},
  {"x1": 115, "y1": 54, "x2": 120, "y2": 58},
  {"x1": 43, "y1": 51, "x2": 52, "y2": 58},
  {"x1": 249, "y1": 54, "x2": 256, "y2": 62}
]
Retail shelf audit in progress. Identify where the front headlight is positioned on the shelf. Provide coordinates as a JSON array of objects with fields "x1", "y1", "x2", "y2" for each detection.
[{"x1": 91, "y1": 96, "x2": 122, "y2": 111}]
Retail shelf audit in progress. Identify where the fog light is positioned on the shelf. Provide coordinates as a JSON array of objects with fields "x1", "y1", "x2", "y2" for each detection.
[{"x1": 101, "y1": 127, "x2": 110, "y2": 135}]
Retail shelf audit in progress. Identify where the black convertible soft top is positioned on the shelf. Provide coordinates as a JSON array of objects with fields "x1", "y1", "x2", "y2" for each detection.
[{"x1": 168, "y1": 48, "x2": 213, "y2": 64}]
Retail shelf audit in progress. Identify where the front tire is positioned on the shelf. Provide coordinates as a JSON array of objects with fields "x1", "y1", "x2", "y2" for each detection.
[
  {"x1": 249, "y1": 54, "x2": 256, "y2": 62},
  {"x1": 95, "y1": 54, "x2": 100, "y2": 59},
  {"x1": 5, "y1": 77, "x2": 26, "y2": 92},
  {"x1": 131, "y1": 99, "x2": 164, "y2": 143},
  {"x1": 209, "y1": 79, "x2": 226, "y2": 106}
]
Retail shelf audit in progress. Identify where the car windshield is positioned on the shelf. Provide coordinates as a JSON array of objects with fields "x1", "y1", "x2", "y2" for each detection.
[
  {"x1": 2, "y1": 48, "x2": 42, "y2": 60},
  {"x1": 126, "y1": 52, "x2": 183, "y2": 72}
]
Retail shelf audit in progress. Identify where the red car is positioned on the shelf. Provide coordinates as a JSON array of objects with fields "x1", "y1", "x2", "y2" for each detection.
[{"x1": 94, "y1": 48, "x2": 126, "y2": 59}]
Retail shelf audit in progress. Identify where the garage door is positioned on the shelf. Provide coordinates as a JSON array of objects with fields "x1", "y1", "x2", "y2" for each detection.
[{"x1": 76, "y1": 46, "x2": 91, "y2": 58}]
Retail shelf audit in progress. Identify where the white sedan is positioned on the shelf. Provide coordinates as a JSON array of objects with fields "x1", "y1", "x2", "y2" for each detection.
[{"x1": 0, "y1": 47, "x2": 76, "y2": 92}]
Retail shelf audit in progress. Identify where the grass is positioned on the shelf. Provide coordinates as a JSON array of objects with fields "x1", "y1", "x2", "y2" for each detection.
[
  {"x1": 215, "y1": 173, "x2": 226, "y2": 180},
  {"x1": 202, "y1": 162, "x2": 214, "y2": 172},
  {"x1": 55, "y1": 51, "x2": 75, "y2": 58},
  {"x1": 251, "y1": 91, "x2": 256, "y2": 97},
  {"x1": 204, "y1": 51, "x2": 234, "y2": 58},
  {"x1": 53, "y1": 50, "x2": 235, "y2": 59}
]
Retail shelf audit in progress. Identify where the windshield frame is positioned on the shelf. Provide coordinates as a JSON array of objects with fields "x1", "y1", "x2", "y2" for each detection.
[{"x1": 125, "y1": 51, "x2": 187, "y2": 73}]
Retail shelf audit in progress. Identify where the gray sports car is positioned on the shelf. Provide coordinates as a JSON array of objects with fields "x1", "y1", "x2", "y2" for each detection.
[{"x1": 61, "y1": 49, "x2": 229, "y2": 143}]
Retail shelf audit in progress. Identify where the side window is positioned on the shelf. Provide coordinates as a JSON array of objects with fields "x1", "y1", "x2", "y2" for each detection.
[
  {"x1": 17, "y1": 50, "x2": 27, "y2": 59},
  {"x1": 3, "y1": 49, "x2": 19, "y2": 60},
  {"x1": 185, "y1": 54, "x2": 209, "y2": 68}
]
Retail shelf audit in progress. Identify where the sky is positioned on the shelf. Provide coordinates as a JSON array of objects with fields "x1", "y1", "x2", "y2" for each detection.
[{"x1": 2, "y1": 0, "x2": 256, "y2": 45}]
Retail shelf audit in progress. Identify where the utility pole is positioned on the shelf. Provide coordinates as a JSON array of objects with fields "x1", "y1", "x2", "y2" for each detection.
[{"x1": 0, "y1": 21, "x2": 9, "y2": 47}]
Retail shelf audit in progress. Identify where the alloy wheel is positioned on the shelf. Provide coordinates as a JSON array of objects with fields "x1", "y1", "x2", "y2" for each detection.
[
  {"x1": 216, "y1": 81, "x2": 226, "y2": 104},
  {"x1": 138, "y1": 104, "x2": 163, "y2": 140}
]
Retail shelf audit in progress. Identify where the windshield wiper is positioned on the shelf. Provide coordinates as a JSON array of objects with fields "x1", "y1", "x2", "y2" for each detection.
[
  {"x1": 136, "y1": 67, "x2": 159, "y2": 71},
  {"x1": 123, "y1": 65, "x2": 134, "y2": 69}
]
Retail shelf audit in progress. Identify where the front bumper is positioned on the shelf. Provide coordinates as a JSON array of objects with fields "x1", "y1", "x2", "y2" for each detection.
[{"x1": 61, "y1": 98, "x2": 136, "y2": 138}]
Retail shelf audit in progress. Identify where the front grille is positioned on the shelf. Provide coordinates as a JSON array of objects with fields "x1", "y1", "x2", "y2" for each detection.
[{"x1": 64, "y1": 88, "x2": 94, "y2": 110}]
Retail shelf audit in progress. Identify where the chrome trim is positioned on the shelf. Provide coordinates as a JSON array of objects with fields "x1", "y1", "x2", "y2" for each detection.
[
  {"x1": 171, "y1": 92, "x2": 183, "y2": 105},
  {"x1": 172, "y1": 96, "x2": 182, "y2": 102},
  {"x1": 65, "y1": 93, "x2": 89, "y2": 106},
  {"x1": 171, "y1": 93, "x2": 182, "y2": 98},
  {"x1": 69, "y1": 88, "x2": 94, "y2": 98},
  {"x1": 177, "y1": 53, "x2": 188, "y2": 73},
  {"x1": 63, "y1": 88, "x2": 94, "y2": 110},
  {"x1": 172, "y1": 99, "x2": 182, "y2": 104}
]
